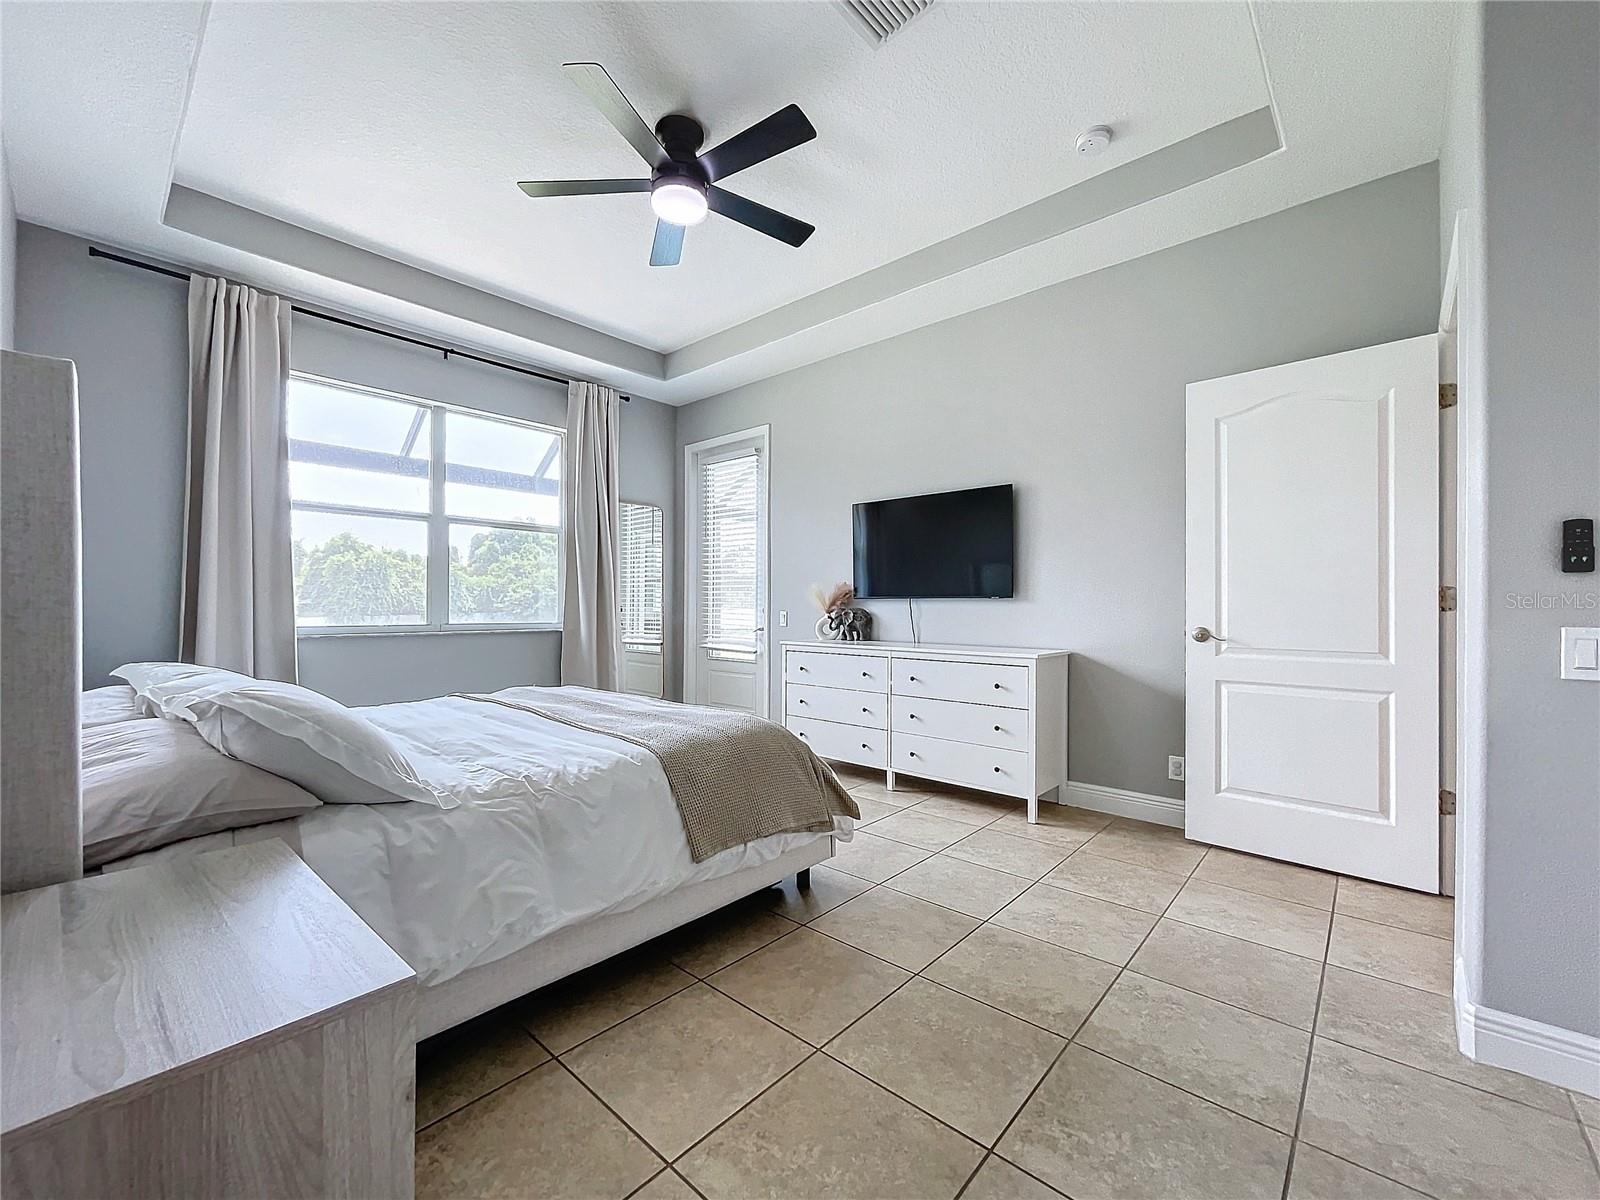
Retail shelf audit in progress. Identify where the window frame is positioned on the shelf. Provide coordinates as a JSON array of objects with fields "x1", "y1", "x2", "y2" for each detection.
[
  {"x1": 289, "y1": 372, "x2": 565, "y2": 637},
  {"x1": 619, "y1": 500, "x2": 665, "y2": 654}
]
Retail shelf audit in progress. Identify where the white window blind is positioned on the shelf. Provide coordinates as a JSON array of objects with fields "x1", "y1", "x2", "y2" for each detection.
[
  {"x1": 619, "y1": 502, "x2": 663, "y2": 649},
  {"x1": 698, "y1": 448, "x2": 762, "y2": 655}
]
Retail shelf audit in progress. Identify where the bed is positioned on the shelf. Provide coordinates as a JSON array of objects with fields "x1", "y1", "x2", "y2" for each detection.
[
  {"x1": 0, "y1": 350, "x2": 854, "y2": 1040},
  {"x1": 96, "y1": 682, "x2": 854, "y2": 1037}
]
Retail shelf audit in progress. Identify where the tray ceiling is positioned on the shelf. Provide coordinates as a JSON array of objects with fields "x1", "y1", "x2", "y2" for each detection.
[{"x1": 1, "y1": 2, "x2": 1460, "y2": 403}]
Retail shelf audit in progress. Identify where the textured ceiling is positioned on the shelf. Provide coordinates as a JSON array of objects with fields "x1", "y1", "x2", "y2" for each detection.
[
  {"x1": 0, "y1": 2, "x2": 1461, "y2": 403},
  {"x1": 173, "y1": 1, "x2": 1266, "y2": 351}
]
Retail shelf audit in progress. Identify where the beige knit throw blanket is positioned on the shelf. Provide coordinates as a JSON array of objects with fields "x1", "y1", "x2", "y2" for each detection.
[{"x1": 459, "y1": 687, "x2": 859, "y2": 862}]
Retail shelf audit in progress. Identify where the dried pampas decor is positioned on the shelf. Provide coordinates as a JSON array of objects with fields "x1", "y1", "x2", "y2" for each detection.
[{"x1": 810, "y1": 582, "x2": 873, "y2": 642}]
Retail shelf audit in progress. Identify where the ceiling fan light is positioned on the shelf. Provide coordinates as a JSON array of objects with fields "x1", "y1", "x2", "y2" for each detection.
[{"x1": 650, "y1": 178, "x2": 709, "y2": 226}]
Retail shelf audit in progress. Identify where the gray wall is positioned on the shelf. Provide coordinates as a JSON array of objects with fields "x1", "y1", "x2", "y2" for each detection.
[
  {"x1": 14, "y1": 223, "x2": 678, "y2": 703},
  {"x1": 677, "y1": 164, "x2": 1441, "y2": 801},
  {"x1": 1477, "y1": 1, "x2": 1599, "y2": 1038}
]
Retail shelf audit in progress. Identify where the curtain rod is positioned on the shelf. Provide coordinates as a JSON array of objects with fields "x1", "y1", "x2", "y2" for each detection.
[{"x1": 86, "y1": 246, "x2": 630, "y2": 400}]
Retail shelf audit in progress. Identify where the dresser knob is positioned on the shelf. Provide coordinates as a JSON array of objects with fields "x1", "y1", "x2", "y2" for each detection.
[
  {"x1": 909, "y1": 675, "x2": 918, "y2": 682},
  {"x1": 861, "y1": 743, "x2": 870, "y2": 750},
  {"x1": 993, "y1": 766, "x2": 1002, "y2": 773},
  {"x1": 908, "y1": 751, "x2": 918, "y2": 759},
  {"x1": 993, "y1": 725, "x2": 1001, "y2": 732},
  {"x1": 993, "y1": 682, "x2": 1002, "y2": 690},
  {"x1": 797, "y1": 732, "x2": 807, "y2": 739},
  {"x1": 799, "y1": 666, "x2": 808, "y2": 672},
  {"x1": 798, "y1": 699, "x2": 807, "y2": 705},
  {"x1": 861, "y1": 707, "x2": 869, "y2": 714},
  {"x1": 861, "y1": 671, "x2": 870, "y2": 677},
  {"x1": 909, "y1": 713, "x2": 917, "y2": 720}
]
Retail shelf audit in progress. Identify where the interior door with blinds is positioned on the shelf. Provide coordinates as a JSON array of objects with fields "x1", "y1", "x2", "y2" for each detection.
[{"x1": 685, "y1": 427, "x2": 769, "y2": 714}]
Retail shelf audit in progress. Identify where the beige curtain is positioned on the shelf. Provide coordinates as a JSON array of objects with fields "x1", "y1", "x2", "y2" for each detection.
[
  {"x1": 560, "y1": 380, "x2": 624, "y2": 690},
  {"x1": 179, "y1": 276, "x2": 297, "y2": 682}
]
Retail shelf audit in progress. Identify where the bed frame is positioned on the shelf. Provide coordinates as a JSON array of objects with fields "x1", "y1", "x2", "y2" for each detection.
[{"x1": 0, "y1": 347, "x2": 833, "y2": 1039}]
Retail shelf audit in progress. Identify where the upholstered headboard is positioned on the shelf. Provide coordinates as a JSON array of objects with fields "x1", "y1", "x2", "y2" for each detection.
[{"x1": 1, "y1": 350, "x2": 85, "y2": 892}]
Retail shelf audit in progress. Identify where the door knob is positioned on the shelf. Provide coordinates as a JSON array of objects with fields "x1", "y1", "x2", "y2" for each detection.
[{"x1": 1191, "y1": 627, "x2": 1226, "y2": 643}]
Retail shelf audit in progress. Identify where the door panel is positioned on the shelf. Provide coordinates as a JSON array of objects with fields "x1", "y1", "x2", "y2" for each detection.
[
  {"x1": 1186, "y1": 335, "x2": 1439, "y2": 890},
  {"x1": 1221, "y1": 394, "x2": 1387, "y2": 656},
  {"x1": 1219, "y1": 684, "x2": 1389, "y2": 816}
]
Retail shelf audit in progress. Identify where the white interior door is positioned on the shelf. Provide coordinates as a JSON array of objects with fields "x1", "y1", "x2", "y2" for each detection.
[
  {"x1": 685, "y1": 429, "x2": 768, "y2": 714},
  {"x1": 1185, "y1": 335, "x2": 1439, "y2": 890}
]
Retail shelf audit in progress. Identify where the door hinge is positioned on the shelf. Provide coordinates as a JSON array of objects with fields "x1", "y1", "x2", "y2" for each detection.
[
  {"x1": 1439, "y1": 585, "x2": 1457, "y2": 613},
  {"x1": 1439, "y1": 383, "x2": 1458, "y2": 410},
  {"x1": 1439, "y1": 788, "x2": 1457, "y2": 816}
]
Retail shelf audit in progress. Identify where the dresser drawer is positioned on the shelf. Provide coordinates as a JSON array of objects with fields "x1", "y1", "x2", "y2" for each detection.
[
  {"x1": 788, "y1": 683, "x2": 888, "y2": 729},
  {"x1": 893, "y1": 732, "x2": 1032, "y2": 799},
  {"x1": 788, "y1": 716, "x2": 888, "y2": 768},
  {"x1": 891, "y1": 695, "x2": 1028, "y2": 750},
  {"x1": 785, "y1": 650, "x2": 889, "y2": 692},
  {"x1": 891, "y1": 658, "x2": 1029, "y2": 709}
]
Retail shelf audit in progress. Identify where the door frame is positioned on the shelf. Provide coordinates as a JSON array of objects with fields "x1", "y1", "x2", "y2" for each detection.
[
  {"x1": 682, "y1": 425, "x2": 771, "y2": 716},
  {"x1": 1441, "y1": 212, "x2": 1489, "y2": 1058}
]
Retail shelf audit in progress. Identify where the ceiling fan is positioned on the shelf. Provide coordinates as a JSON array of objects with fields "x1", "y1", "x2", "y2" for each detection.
[{"x1": 518, "y1": 62, "x2": 817, "y2": 267}]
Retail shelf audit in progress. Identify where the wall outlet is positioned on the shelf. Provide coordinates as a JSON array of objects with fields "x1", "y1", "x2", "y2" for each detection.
[
  {"x1": 1167, "y1": 755, "x2": 1186, "y2": 782},
  {"x1": 779, "y1": 610, "x2": 789, "y2": 628}
]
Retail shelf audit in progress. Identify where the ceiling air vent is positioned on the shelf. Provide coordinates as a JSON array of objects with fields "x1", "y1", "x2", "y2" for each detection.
[{"x1": 839, "y1": 0, "x2": 935, "y2": 45}]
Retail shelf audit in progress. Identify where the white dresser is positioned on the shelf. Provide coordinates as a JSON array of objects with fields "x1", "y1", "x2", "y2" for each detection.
[{"x1": 781, "y1": 640, "x2": 1068, "y2": 822}]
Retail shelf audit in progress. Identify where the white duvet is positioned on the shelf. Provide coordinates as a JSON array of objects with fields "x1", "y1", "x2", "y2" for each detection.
[{"x1": 116, "y1": 688, "x2": 852, "y2": 987}]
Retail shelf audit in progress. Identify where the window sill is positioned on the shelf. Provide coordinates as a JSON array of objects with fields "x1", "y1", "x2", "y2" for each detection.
[{"x1": 297, "y1": 625, "x2": 562, "y2": 639}]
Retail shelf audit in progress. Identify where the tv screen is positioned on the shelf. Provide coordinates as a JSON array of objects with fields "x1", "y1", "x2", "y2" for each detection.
[{"x1": 853, "y1": 484, "x2": 1014, "y2": 599}]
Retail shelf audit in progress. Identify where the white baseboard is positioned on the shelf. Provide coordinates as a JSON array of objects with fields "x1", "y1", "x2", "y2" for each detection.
[
  {"x1": 1060, "y1": 780, "x2": 1185, "y2": 829},
  {"x1": 1456, "y1": 967, "x2": 1600, "y2": 1096}
]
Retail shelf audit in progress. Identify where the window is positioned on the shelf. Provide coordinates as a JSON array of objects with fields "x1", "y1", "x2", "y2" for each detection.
[
  {"x1": 698, "y1": 447, "x2": 762, "y2": 659},
  {"x1": 619, "y1": 502, "x2": 664, "y2": 651},
  {"x1": 287, "y1": 375, "x2": 562, "y2": 632}
]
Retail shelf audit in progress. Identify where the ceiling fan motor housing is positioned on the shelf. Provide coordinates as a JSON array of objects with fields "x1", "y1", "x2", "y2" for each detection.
[{"x1": 655, "y1": 114, "x2": 707, "y2": 170}]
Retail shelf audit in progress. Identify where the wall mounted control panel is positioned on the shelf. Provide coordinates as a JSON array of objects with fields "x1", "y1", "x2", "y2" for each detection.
[{"x1": 1562, "y1": 518, "x2": 1594, "y2": 573}]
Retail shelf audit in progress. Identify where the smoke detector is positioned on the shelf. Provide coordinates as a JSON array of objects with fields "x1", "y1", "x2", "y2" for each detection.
[{"x1": 1075, "y1": 126, "x2": 1114, "y2": 156}]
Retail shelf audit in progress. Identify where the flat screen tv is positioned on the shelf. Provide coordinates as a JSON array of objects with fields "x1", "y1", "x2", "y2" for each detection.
[{"x1": 853, "y1": 484, "x2": 1014, "y2": 599}]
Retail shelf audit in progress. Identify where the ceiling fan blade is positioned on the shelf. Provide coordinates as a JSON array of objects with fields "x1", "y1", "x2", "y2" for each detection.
[
  {"x1": 649, "y1": 220, "x2": 685, "y2": 267},
  {"x1": 698, "y1": 104, "x2": 816, "y2": 183},
  {"x1": 707, "y1": 186, "x2": 815, "y2": 247},
  {"x1": 562, "y1": 62, "x2": 669, "y2": 170},
  {"x1": 517, "y1": 178, "x2": 651, "y2": 198}
]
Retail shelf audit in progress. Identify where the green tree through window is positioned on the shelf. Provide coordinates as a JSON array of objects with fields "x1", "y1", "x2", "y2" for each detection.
[{"x1": 287, "y1": 376, "x2": 562, "y2": 629}]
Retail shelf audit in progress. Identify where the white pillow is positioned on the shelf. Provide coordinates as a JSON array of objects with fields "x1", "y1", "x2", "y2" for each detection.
[
  {"x1": 112, "y1": 661, "x2": 242, "y2": 717},
  {"x1": 82, "y1": 684, "x2": 150, "y2": 728},
  {"x1": 82, "y1": 718, "x2": 322, "y2": 867},
  {"x1": 111, "y1": 663, "x2": 451, "y2": 808}
]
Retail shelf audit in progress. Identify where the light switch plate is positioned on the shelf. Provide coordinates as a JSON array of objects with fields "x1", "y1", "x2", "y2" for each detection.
[{"x1": 1560, "y1": 627, "x2": 1600, "y2": 681}]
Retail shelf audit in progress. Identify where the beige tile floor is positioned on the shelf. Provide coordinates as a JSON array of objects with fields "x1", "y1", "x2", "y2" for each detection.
[{"x1": 414, "y1": 771, "x2": 1600, "y2": 1200}]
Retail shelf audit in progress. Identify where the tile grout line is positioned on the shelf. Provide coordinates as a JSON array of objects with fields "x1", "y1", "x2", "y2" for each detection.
[
  {"x1": 1569, "y1": 1092, "x2": 1600, "y2": 1176},
  {"x1": 1275, "y1": 875, "x2": 1343, "y2": 1196},
  {"x1": 961, "y1": 836, "x2": 1209, "y2": 1199},
  {"x1": 526, "y1": 959, "x2": 703, "y2": 1058},
  {"x1": 1308, "y1": 1029, "x2": 1582, "y2": 1120},
  {"x1": 546, "y1": 1052, "x2": 677, "y2": 1175}
]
